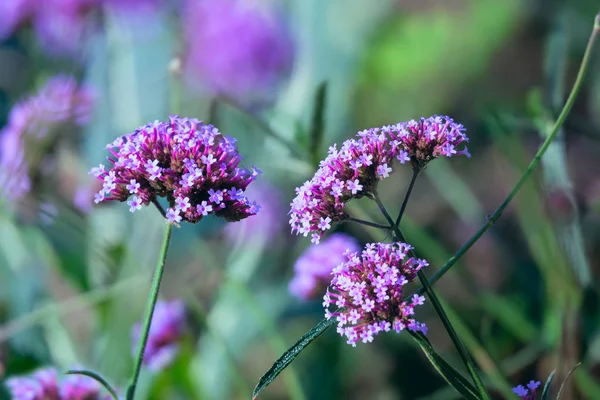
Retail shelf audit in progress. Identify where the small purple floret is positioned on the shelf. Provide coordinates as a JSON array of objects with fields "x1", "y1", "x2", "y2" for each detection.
[
  {"x1": 323, "y1": 241, "x2": 429, "y2": 347},
  {"x1": 512, "y1": 380, "x2": 541, "y2": 399},
  {"x1": 90, "y1": 116, "x2": 260, "y2": 224}
]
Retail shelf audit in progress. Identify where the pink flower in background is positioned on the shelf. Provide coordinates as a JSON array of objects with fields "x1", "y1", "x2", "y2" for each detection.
[
  {"x1": 323, "y1": 241, "x2": 428, "y2": 347},
  {"x1": 182, "y1": 0, "x2": 294, "y2": 108},
  {"x1": 0, "y1": 75, "x2": 93, "y2": 203},
  {"x1": 0, "y1": 0, "x2": 32, "y2": 39},
  {"x1": 90, "y1": 116, "x2": 260, "y2": 223},
  {"x1": 224, "y1": 180, "x2": 285, "y2": 243},
  {"x1": 131, "y1": 299, "x2": 187, "y2": 372},
  {"x1": 5, "y1": 367, "x2": 114, "y2": 399},
  {"x1": 289, "y1": 233, "x2": 360, "y2": 300}
]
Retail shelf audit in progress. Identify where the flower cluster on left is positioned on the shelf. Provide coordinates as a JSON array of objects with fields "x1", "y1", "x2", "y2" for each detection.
[
  {"x1": 90, "y1": 115, "x2": 260, "y2": 224},
  {"x1": 5, "y1": 367, "x2": 115, "y2": 400}
]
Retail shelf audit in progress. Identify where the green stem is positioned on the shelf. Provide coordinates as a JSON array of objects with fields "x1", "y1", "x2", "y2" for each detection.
[
  {"x1": 394, "y1": 166, "x2": 419, "y2": 229},
  {"x1": 347, "y1": 216, "x2": 392, "y2": 231},
  {"x1": 126, "y1": 222, "x2": 174, "y2": 400},
  {"x1": 372, "y1": 190, "x2": 395, "y2": 227},
  {"x1": 416, "y1": 15, "x2": 599, "y2": 293},
  {"x1": 394, "y1": 227, "x2": 490, "y2": 399}
]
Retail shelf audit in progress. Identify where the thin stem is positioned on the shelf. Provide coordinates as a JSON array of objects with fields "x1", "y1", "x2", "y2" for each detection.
[
  {"x1": 417, "y1": 15, "x2": 600, "y2": 294},
  {"x1": 394, "y1": 228, "x2": 491, "y2": 399},
  {"x1": 347, "y1": 216, "x2": 392, "y2": 231},
  {"x1": 394, "y1": 167, "x2": 420, "y2": 229},
  {"x1": 372, "y1": 190, "x2": 396, "y2": 227},
  {"x1": 152, "y1": 199, "x2": 167, "y2": 218},
  {"x1": 126, "y1": 222, "x2": 173, "y2": 400}
]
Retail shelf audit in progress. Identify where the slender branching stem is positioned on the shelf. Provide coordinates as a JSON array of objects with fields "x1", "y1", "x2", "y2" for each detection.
[
  {"x1": 413, "y1": 14, "x2": 600, "y2": 295},
  {"x1": 394, "y1": 166, "x2": 420, "y2": 229},
  {"x1": 347, "y1": 216, "x2": 392, "y2": 231},
  {"x1": 152, "y1": 199, "x2": 167, "y2": 218},
  {"x1": 126, "y1": 222, "x2": 173, "y2": 400},
  {"x1": 372, "y1": 190, "x2": 396, "y2": 228}
]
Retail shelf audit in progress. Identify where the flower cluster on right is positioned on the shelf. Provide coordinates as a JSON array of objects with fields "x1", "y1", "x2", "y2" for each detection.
[{"x1": 288, "y1": 115, "x2": 470, "y2": 346}]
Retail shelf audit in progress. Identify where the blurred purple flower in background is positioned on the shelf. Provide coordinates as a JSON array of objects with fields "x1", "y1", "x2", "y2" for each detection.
[
  {"x1": 512, "y1": 380, "x2": 541, "y2": 400},
  {"x1": 224, "y1": 180, "x2": 285, "y2": 244},
  {"x1": 323, "y1": 241, "x2": 429, "y2": 347},
  {"x1": 182, "y1": 0, "x2": 294, "y2": 108},
  {"x1": 5, "y1": 366, "x2": 114, "y2": 399},
  {"x1": 289, "y1": 233, "x2": 360, "y2": 301},
  {"x1": 130, "y1": 299, "x2": 187, "y2": 372},
  {"x1": 0, "y1": 75, "x2": 93, "y2": 203},
  {"x1": 90, "y1": 116, "x2": 260, "y2": 224}
]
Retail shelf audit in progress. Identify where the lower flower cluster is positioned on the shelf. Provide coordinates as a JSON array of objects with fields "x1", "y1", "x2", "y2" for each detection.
[
  {"x1": 323, "y1": 241, "x2": 428, "y2": 347},
  {"x1": 5, "y1": 367, "x2": 114, "y2": 400}
]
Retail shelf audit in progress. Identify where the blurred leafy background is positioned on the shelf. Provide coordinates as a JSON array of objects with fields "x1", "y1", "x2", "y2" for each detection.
[{"x1": 1, "y1": 0, "x2": 600, "y2": 399}]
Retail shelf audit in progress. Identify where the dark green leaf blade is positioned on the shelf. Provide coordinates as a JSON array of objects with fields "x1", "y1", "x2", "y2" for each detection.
[
  {"x1": 65, "y1": 369, "x2": 119, "y2": 400},
  {"x1": 408, "y1": 331, "x2": 480, "y2": 400},
  {"x1": 252, "y1": 317, "x2": 335, "y2": 399},
  {"x1": 541, "y1": 369, "x2": 556, "y2": 400}
]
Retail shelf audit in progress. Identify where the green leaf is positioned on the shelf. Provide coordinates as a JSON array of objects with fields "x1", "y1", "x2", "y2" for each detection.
[
  {"x1": 541, "y1": 369, "x2": 556, "y2": 400},
  {"x1": 556, "y1": 363, "x2": 581, "y2": 400},
  {"x1": 65, "y1": 370, "x2": 119, "y2": 400},
  {"x1": 408, "y1": 331, "x2": 480, "y2": 400},
  {"x1": 252, "y1": 317, "x2": 335, "y2": 399},
  {"x1": 309, "y1": 82, "x2": 328, "y2": 167}
]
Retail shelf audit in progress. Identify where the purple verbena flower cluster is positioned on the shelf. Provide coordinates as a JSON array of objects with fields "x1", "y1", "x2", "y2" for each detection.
[
  {"x1": 0, "y1": 75, "x2": 93, "y2": 202},
  {"x1": 289, "y1": 233, "x2": 360, "y2": 301},
  {"x1": 513, "y1": 380, "x2": 541, "y2": 400},
  {"x1": 323, "y1": 241, "x2": 429, "y2": 347},
  {"x1": 289, "y1": 115, "x2": 469, "y2": 243},
  {"x1": 89, "y1": 116, "x2": 260, "y2": 224},
  {"x1": 182, "y1": 0, "x2": 294, "y2": 108},
  {"x1": 386, "y1": 115, "x2": 470, "y2": 168},
  {"x1": 5, "y1": 367, "x2": 114, "y2": 400},
  {"x1": 131, "y1": 299, "x2": 186, "y2": 372}
]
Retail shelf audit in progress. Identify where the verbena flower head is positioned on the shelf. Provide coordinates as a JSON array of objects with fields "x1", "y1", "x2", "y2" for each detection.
[
  {"x1": 90, "y1": 116, "x2": 260, "y2": 224},
  {"x1": 289, "y1": 233, "x2": 360, "y2": 300},
  {"x1": 131, "y1": 299, "x2": 186, "y2": 371},
  {"x1": 385, "y1": 115, "x2": 470, "y2": 168},
  {"x1": 0, "y1": 75, "x2": 93, "y2": 203},
  {"x1": 289, "y1": 115, "x2": 469, "y2": 243},
  {"x1": 323, "y1": 241, "x2": 429, "y2": 347},
  {"x1": 182, "y1": 0, "x2": 294, "y2": 108},
  {"x1": 512, "y1": 380, "x2": 541, "y2": 400},
  {"x1": 5, "y1": 366, "x2": 113, "y2": 399}
]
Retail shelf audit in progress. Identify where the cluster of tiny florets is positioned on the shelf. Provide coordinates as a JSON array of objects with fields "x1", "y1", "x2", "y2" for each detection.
[
  {"x1": 289, "y1": 115, "x2": 469, "y2": 243},
  {"x1": 90, "y1": 116, "x2": 260, "y2": 224},
  {"x1": 5, "y1": 367, "x2": 114, "y2": 400},
  {"x1": 131, "y1": 299, "x2": 187, "y2": 372},
  {"x1": 385, "y1": 115, "x2": 470, "y2": 168},
  {"x1": 512, "y1": 380, "x2": 541, "y2": 400},
  {"x1": 0, "y1": 75, "x2": 93, "y2": 202},
  {"x1": 289, "y1": 233, "x2": 360, "y2": 300},
  {"x1": 323, "y1": 241, "x2": 429, "y2": 347}
]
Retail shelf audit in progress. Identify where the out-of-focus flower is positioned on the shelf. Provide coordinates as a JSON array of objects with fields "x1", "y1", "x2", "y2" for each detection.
[
  {"x1": 323, "y1": 241, "x2": 428, "y2": 347},
  {"x1": 289, "y1": 233, "x2": 360, "y2": 300},
  {"x1": 131, "y1": 299, "x2": 187, "y2": 372},
  {"x1": 289, "y1": 115, "x2": 469, "y2": 244},
  {"x1": 224, "y1": 180, "x2": 284, "y2": 243},
  {"x1": 0, "y1": 75, "x2": 93, "y2": 203},
  {"x1": 182, "y1": 0, "x2": 294, "y2": 108},
  {"x1": 5, "y1": 366, "x2": 114, "y2": 399},
  {"x1": 90, "y1": 116, "x2": 260, "y2": 224},
  {"x1": 385, "y1": 115, "x2": 470, "y2": 168},
  {"x1": 0, "y1": 0, "x2": 31, "y2": 39},
  {"x1": 512, "y1": 380, "x2": 541, "y2": 399}
]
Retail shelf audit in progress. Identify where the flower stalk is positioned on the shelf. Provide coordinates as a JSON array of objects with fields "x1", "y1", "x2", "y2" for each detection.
[{"x1": 126, "y1": 221, "x2": 173, "y2": 400}]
